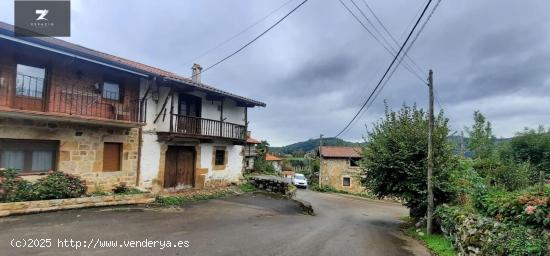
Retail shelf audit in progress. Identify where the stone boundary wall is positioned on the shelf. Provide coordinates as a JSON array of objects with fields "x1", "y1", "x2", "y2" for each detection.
[
  {"x1": 0, "y1": 193, "x2": 154, "y2": 217},
  {"x1": 248, "y1": 175, "x2": 293, "y2": 197}
]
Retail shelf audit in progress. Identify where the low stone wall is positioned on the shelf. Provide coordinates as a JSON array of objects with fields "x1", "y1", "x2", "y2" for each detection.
[
  {"x1": 248, "y1": 175, "x2": 292, "y2": 197},
  {"x1": 0, "y1": 193, "x2": 155, "y2": 217}
]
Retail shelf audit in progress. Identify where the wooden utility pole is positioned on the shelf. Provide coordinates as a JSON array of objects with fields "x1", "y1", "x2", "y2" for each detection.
[
  {"x1": 427, "y1": 70, "x2": 434, "y2": 235},
  {"x1": 319, "y1": 134, "x2": 324, "y2": 187}
]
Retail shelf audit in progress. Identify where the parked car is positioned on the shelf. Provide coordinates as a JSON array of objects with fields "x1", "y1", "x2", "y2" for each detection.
[{"x1": 292, "y1": 173, "x2": 308, "y2": 189}]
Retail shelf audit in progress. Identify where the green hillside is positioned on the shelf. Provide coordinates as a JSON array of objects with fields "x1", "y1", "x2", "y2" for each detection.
[{"x1": 270, "y1": 137, "x2": 363, "y2": 155}]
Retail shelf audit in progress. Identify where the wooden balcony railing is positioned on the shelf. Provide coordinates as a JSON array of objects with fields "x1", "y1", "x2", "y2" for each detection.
[
  {"x1": 171, "y1": 114, "x2": 246, "y2": 141},
  {"x1": 0, "y1": 73, "x2": 142, "y2": 123}
]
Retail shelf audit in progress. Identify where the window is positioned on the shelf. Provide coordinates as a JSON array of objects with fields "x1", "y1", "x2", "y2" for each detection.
[
  {"x1": 103, "y1": 142, "x2": 122, "y2": 171},
  {"x1": 215, "y1": 149, "x2": 226, "y2": 166},
  {"x1": 342, "y1": 177, "x2": 351, "y2": 187},
  {"x1": 16, "y1": 64, "x2": 46, "y2": 98},
  {"x1": 350, "y1": 157, "x2": 360, "y2": 167},
  {"x1": 0, "y1": 139, "x2": 57, "y2": 173},
  {"x1": 102, "y1": 81, "x2": 120, "y2": 101}
]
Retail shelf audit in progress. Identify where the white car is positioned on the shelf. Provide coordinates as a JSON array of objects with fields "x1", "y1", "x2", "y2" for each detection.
[{"x1": 292, "y1": 173, "x2": 308, "y2": 189}]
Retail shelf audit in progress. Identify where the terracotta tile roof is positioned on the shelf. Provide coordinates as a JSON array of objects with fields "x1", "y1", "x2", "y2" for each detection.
[
  {"x1": 0, "y1": 22, "x2": 265, "y2": 107},
  {"x1": 246, "y1": 137, "x2": 261, "y2": 144},
  {"x1": 319, "y1": 146, "x2": 362, "y2": 158},
  {"x1": 265, "y1": 154, "x2": 282, "y2": 161}
]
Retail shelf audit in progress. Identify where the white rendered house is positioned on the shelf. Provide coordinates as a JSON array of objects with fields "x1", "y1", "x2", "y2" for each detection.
[{"x1": 138, "y1": 64, "x2": 265, "y2": 191}]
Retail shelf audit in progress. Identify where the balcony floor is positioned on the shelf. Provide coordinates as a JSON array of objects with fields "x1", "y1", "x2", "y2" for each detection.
[{"x1": 0, "y1": 107, "x2": 144, "y2": 128}]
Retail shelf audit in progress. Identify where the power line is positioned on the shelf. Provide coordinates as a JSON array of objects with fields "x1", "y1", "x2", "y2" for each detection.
[
  {"x1": 186, "y1": 0, "x2": 297, "y2": 65},
  {"x1": 360, "y1": 0, "x2": 425, "y2": 75},
  {"x1": 334, "y1": 0, "x2": 433, "y2": 138},
  {"x1": 194, "y1": 0, "x2": 309, "y2": 79},
  {"x1": 339, "y1": 0, "x2": 443, "y2": 136},
  {"x1": 338, "y1": 0, "x2": 425, "y2": 84}
]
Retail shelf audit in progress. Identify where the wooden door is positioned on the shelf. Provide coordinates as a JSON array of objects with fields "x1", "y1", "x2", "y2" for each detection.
[
  {"x1": 178, "y1": 94, "x2": 202, "y2": 135},
  {"x1": 164, "y1": 147, "x2": 195, "y2": 189}
]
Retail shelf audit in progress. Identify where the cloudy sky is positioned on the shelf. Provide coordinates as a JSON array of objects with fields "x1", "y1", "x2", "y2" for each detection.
[{"x1": 2, "y1": 0, "x2": 549, "y2": 146}]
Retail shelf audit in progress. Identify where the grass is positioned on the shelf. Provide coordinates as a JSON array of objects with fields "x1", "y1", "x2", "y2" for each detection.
[
  {"x1": 404, "y1": 225, "x2": 457, "y2": 256},
  {"x1": 155, "y1": 190, "x2": 236, "y2": 206},
  {"x1": 311, "y1": 184, "x2": 375, "y2": 199},
  {"x1": 239, "y1": 183, "x2": 257, "y2": 193}
]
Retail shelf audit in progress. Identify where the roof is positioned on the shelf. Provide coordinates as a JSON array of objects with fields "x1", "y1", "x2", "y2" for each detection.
[
  {"x1": 319, "y1": 146, "x2": 362, "y2": 158},
  {"x1": 0, "y1": 22, "x2": 265, "y2": 107},
  {"x1": 265, "y1": 154, "x2": 282, "y2": 161},
  {"x1": 246, "y1": 137, "x2": 261, "y2": 144}
]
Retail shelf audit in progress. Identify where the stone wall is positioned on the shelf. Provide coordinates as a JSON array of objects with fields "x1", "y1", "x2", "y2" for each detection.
[
  {"x1": 0, "y1": 117, "x2": 139, "y2": 191},
  {"x1": 320, "y1": 158, "x2": 365, "y2": 193},
  {"x1": 0, "y1": 193, "x2": 154, "y2": 217}
]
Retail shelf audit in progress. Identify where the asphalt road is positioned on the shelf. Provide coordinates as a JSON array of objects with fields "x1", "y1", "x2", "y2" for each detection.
[{"x1": 0, "y1": 190, "x2": 430, "y2": 256}]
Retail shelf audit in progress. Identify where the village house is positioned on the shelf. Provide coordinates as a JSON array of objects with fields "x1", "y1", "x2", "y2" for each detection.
[
  {"x1": 243, "y1": 133, "x2": 260, "y2": 171},
  {"x1": 319, "y1": 146, "x2": 365, "y2": 193},
  {"x1": 0, "y1": 22, "x2": 265, "y2": 191},
  {"x1": 265, "y1": 153, "x2": 283, "y2": 172}
]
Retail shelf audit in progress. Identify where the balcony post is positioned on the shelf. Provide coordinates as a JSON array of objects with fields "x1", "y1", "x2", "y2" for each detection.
[
  {"x1": 219, "y1": 98, "x2": 224, "y2": 137},
  {"x1": 169, "y1": 90, "x2": 174, "y2": 132}
]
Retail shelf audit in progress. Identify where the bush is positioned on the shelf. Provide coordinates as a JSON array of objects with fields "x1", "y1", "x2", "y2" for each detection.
[
  {"x1": 253, "y1": 157, "x2": 276, "y2": 174},
  {"x1": 436, "y1": 205, "x2": 549, "y2": 255},
  {"x1": 111, "y1": 183, "x2": 142, "y2": 194},
  {"x1": 33, "y1": 171, "x2": 87, "y2": 200},
  {"x1": 477, "y1": 185, "x2": 549, "y2": 228},
  {"x1": 0, "y1": 168, "x2": 35, "y2": 202}
]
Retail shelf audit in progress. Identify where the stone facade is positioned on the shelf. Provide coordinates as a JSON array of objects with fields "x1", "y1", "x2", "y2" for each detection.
[
  {"x1": 320, "y1": 158, "x2": 365, "y2": 193},
  {"x1": 0, "y1": 117, "x2": 140, "y2": 191}
]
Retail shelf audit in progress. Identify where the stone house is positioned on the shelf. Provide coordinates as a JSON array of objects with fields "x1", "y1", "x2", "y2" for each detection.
[
  {"x1": 243, "y1": 133, "x2": 260, "y2": 171},
  {"x1": 319, "y1": 146, "x2": 365, "y2": 193},
  {"x1": 265, "y1": 153, "x2": 283, "y2": 172},
  {"x1": 0, "y1": 22, "x2": 265, "y2": 191}
]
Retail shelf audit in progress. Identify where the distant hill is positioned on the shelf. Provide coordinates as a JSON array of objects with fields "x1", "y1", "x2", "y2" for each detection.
[
  {"x1": 270, "y1": 137, "x2": 363, "y2": 155},
  {"x1": 272, "y1": 136, "x2": 511, "y2": 157}
]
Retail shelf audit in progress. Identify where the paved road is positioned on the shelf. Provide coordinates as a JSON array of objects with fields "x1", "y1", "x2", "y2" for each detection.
[{"x1": 0, "y1": 190, "x2": 430, "y2": 256}]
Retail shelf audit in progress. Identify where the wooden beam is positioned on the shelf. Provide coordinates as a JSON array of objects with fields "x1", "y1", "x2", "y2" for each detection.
[{"x1": 153, "y1": 88, "x2": 173, "y2": 124}]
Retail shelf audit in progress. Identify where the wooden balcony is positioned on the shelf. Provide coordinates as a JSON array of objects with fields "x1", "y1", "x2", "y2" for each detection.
[
  {"x1": 161, "y1": 114, "x2": 247, "y2": 142},
  {"x1": 0, "y1": 73, "x2": 142, "y2": 126}
]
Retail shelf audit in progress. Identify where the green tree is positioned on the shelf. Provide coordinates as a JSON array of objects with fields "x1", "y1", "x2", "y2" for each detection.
[
  {"x1": 361, "y1": 104, "x2": 455, "y2": 218},
  {"x1": 498, "y1": 126, "x2": 550, "y2": 189},
  {"x1": 466, "y1": 111, "x2": 495, "y2": 159}
]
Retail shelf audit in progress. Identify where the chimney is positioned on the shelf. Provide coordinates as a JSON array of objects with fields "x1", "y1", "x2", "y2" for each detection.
[{"x1": 191, "y1": 63, "x2": 202, "y2": 83}]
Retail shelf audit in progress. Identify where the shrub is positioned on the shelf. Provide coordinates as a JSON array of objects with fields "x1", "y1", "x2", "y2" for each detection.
[
  {"x1": 436, "y1": 205, "x2": 548, "y2": 255},
  {"x1": 111, "y1": 182, "x2": 141, "y2": 194},
  {"x1": 253, "y1": 157, "x2": 276, "y2": 174},
  {"x1": 33, "y1": 171, "x2": 87, "y2": 200},
  {"x1": 477, "y1": 185, "x2": 549, "y2": 228},
  {"x1": 0, "y1": 168, "x2": 35, "y2": 202}
]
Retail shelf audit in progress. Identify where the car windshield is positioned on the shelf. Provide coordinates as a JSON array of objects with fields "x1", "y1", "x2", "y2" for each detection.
[{"x1": 295, "y1": 175, "x2": 305, "y2": 180}]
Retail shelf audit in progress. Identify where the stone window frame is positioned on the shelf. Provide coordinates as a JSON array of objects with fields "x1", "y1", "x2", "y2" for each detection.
[
  {"x1": 212, "y1": 146, "x2": 228, "y2": 171},
  {"x1": 342, "y1": 176, "x2": 351, "y2": 187}
]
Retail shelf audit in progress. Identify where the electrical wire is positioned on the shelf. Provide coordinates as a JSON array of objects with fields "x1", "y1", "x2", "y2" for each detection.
[
  {"x1": 338, "y1": 0, "x2": 443, "y2": 137},
  {"x1": 338, "y1": 0, "x2": 425, "y2": 84},
  {"x1": 334, "y1": 0, "x2": 433, "y2": 138},
  {"x1": 186, "y1": 0, "x2": 297, "y2": 65},
  {"x1": 192, "y1": 0, "x2": 309, "y2": 79}
]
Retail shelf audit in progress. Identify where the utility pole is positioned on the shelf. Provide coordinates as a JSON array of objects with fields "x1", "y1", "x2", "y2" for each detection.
[
  {"x1": 427, "y1": 70, "x2": 434, "y2": 235},
  {"x1": 319, "y1": 134, "x2": 324, "y2": 187},
  {"x1": 460, "y1": 131, "x2": 465, "y2": 157}
]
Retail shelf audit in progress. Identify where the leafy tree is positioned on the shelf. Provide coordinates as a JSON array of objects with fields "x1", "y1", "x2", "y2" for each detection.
[
  {"x1": 498, "y1": 126, "x2": 550, "y2": 188},
  {"x1": 466, "y1": 111, "x2": 495, "y2": 159},
  {"x1": 361, "y1": 104, "x2": 455, "y2": 218},
  {"x1": 257, "y1": 140, "x2": 270, "y2": 157}
]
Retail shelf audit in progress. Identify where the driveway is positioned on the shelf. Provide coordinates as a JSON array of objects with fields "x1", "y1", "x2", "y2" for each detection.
[{"x1": 0, "y1": 190, "x2": 430, "y2": 256}]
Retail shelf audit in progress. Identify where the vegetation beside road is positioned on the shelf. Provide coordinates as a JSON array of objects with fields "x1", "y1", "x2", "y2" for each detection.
[
  {"x1": 403, "y1": 224, "x2": 456, "y2": 256},
  {"x1": 357, "y1": 105, "x2": 549, "y2": 255}
]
